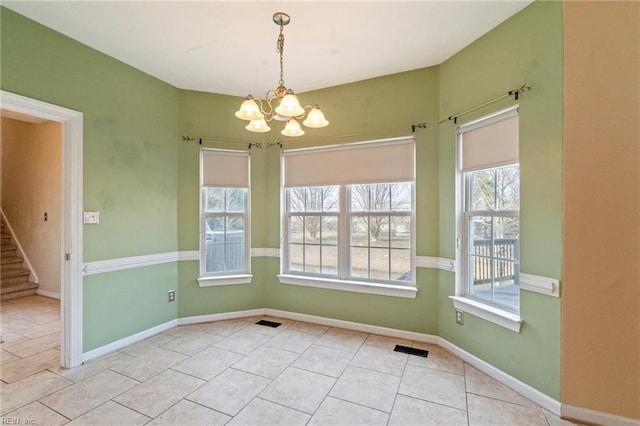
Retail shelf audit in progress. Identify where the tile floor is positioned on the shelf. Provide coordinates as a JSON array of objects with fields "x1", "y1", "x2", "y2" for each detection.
[{"x1": 1, "y1": 295, "x2": 577, "y2": 425}]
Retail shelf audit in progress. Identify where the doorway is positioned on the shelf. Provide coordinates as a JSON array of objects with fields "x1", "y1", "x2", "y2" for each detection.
[{"x1": 1, "y1": 90, "x2": 83, "y2": 368}]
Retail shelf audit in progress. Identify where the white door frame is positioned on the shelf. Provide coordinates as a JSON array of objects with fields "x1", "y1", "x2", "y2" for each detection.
[{"x1": 1, "y1": 90, "x2": 83, "y2": 368}]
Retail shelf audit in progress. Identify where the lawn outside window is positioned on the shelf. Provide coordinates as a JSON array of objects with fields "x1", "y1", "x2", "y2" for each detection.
[{"x1": 279, "y1": 137, "x2": 416, "y2": 297}]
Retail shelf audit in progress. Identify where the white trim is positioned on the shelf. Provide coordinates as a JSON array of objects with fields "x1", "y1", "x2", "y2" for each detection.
[
  {"x1": 438, "y1": 337, "x2": 561, "y2": 416},
  {"x1": 250, "y1": 247, "x2": 280, "y2": 257},
  {"x1": 520, "y1": 272, "x2": 560, "y2": 297},
  {"x1": 177, "y1": 309, "x2": 267, "y2": 325},
  {"x1": 1, "y1": 90, "x2": 84, "y2": 369},
  {"x1": 416, "y1": 256, "x2": 456, "y2": 272},
  {"x1": 264, "y1": 309, "x2": 440, "y2": 345},
  {"x1": 449, "y1": 296, "x2": 522, "y2": 333},
  {"x1": 0, "y1": 210, "x2": 39, "y2": 283},
  {"x1": 197, "y1": 274, "x2": 253, "y2": 287},
  {"x1": 83, "y1": 252, "x2": 180, "y2": 275},
  {"x1": 561, "y1": 404, "x2": 640, "y2": 426},
  {"x1": 37, "y1": 289, "x2": 61, "y2": 300},
  {"x1": 178, "y1": 250, "x2": 199, "y2": 261},
  {"x1": 81, "y1": 319, "x2": 177, "y2": 362},
  {"x1": 278, "y1": 274, "x2": 418, "y2": 299}
]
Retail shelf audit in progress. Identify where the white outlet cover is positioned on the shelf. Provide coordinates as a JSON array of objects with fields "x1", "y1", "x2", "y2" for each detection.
[{"x1": 83, "y1": 211, "x2": 99, "y2": 224}]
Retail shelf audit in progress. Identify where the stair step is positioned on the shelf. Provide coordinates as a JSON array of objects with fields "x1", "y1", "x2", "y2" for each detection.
[
  {"x1": 1, "y1": 268, "x2": 30, "y2": 285},
  {"x1": 1, "y1": 281, "x2": 39, "y2": 301},
  {"x1": 1, "y1": 244, "x2": 17, "y2": 253},
  {"x1": 1, "y1": 256, "x2": 23, "y2": 267}
]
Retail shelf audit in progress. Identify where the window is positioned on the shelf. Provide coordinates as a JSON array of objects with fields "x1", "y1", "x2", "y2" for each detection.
[
  {"x1": 280, "y1": 138, "x2": 416, "y2": 296},
  {"x1": 458, "y1": 107, "x2": 520, "y2": 313},
  {"x1": 199, "y1": 149, "x2": 251, "y2": 285}
]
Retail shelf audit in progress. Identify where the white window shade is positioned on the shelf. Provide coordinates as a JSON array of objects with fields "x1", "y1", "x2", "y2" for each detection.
[
  {"x1": 459, "y1": 109, "x2": 519, "y2": 172},
  {"x1": 282, "y1": 137, "x2": 415, "y2": 187},
  {"x1": 202, "y1": 149, "x2": 249, "y2": 187}
]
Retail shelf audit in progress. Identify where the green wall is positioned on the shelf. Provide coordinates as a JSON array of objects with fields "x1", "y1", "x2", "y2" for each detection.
[
  {"x1": 1, "y1": 8, "x2": 179, "y2": 351},
  {"x1": 1, "y1": 1, "x2": 564, "y2": 399},
  {"x1": 437, "y1": 1, "x2": 563, "y2": 399}
]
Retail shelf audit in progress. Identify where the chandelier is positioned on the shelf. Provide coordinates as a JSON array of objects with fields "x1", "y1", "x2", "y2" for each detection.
[{"x1": 234, "y1": 12, "x2": 329, "y2": 137}]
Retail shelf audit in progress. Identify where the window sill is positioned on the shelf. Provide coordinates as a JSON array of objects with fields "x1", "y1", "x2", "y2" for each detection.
[
  {"x1": 278, "y1": 274, "x2": 417, "y2": 299},
  {"x1": 198, "y1": 274, "x2": 253, "y2": 287},
  {"x1": 449, "y1": 296, "x2": 522, "y2": 333}
]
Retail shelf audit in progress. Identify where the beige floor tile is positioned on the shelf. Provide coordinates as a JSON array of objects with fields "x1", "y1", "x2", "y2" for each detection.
[
  {"x1": 194, "y1": 317, "x2": 254, "y2": 336},
  {"x1": 399, "y1": 364, "x2": 467, "y2": 410},
  {"x1": 115, "y1": 369, "x2": 205, "y2": 418},
  {"x1": 265, "y1": 328, "x2": 320, "y2": 353},
  {"x1": 467, "y1": 393, "x2": 548, "y2": 426},
  {"x1": 17, "y1": 321, "x2": 61, "y2": 339},
  {"x1": 543, "y1": 408, "x2": 581, "y2": 425},
  {"x1": 288, "y1": 321, "x2": 330, "y2": 336},
  {"x1": 119, "y1": 334, "x2": 178, "y2": 357},
  {"x1": 0, "y1": 370, "x2": 72, "y2": 415},
  {"x1": 389, "y1": 394, "x2": 468, "y2": 426},
  {"x1": 292, "y1": 343, "x2": 353, "y2": 378},
  {"x1": 232, "y1": 346, "x2": 298, "y2": 379},
  {"x1": 308, "y1": 396, "x2": 389, "y2": 426},
  {"x1": 40, "y1": 369, "x2": 139, "y2": 419},
  {"x1": 0, "y1": 306, "x2": 42, "y2": 319},
  {"x1": 227, "y1": 398, "x2": 310, "y2": 426},
  {"x1": 1, "y1": 318, "x2": 38, "y2": 333},
  {"x1": 110, "y1": 347, "x2": 187, "y2": 381},
  {"x1": 24, "y1": 310, "x2": 61, "y2": 325},
  {"x1": 315, "y1": 328, "x2": 368, "y2": 353},
  {"x1": 171, "y1": 345, "x2": 243, "y2": 381},
  {"x1": 260, "y1": 366, "x2": 335, "y2": 414},
  {"x1": 329, "y1": 366, "x2": 401, "y2": 413},
  {"x1": 1, "y1": 350, "x2": 20, "y2": 365},
  {"x1": 364, "y1": 334, "x2": 413, "y2": 350},
  {"x1": 2, "y1": 331, "x2": 60, "y2": 358},
  {"x1": 4, "y1": 401, "x2": 70, "y2": 425},
  {"x1": 55, "y1": 350, "x2": 134, "y2": 382},
  {"x1": 350, "y1": 344, "x2": 408, "y2": 376},
  {"x1": 66, "y1": 400, "x2": 150, "y2": 425},
  {"x1": 146, "y1": 399, "x2": 231, "y2": 425},
  {"x1": 212, "y1": 329, "x2": 270, "y2": 354},
  {"x1": 1, "y1": 348, "x2": 60, "y2": 383},
  {"x1": 410, "y1": 342, "x2": 465, "y2": 375},
  {"x1": 160, "y1": 331, "x2": 222, "y2": 355},
  {"x1": 0, "y1": 332, "x2": 28, "y2": 346},
  {"x1": 187, "y1": 368, "x2": 270, "y2": 416},
  {"x1": 465, "y1": 364, "x2": 537, "y2": 407},
  {"x1": 160, "y1": 324, "x2": 205, "y2": 338}
]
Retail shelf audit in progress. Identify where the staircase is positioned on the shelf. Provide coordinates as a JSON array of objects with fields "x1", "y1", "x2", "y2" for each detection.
[{"x1": 1, "y1": 220, "x2": 39, "y2": 301}]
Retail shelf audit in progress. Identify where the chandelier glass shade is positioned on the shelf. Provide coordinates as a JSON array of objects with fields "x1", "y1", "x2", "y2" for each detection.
[{"x1": 234, "y1": 12, "x2": 329, "y2": 137}]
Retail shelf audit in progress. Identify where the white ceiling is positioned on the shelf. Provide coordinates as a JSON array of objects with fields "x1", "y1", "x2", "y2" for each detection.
[{"x1": 3, "y1": 1, "x2": 532, "y2": 97}]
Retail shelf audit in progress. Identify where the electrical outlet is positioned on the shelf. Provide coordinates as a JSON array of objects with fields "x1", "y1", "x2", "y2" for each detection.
[
  {"x1": 455, "y1": 309, "x2": 464, "y2": 325},
  {"x1": 168, "y1": 290, "x2": 175, "y2": 303}
]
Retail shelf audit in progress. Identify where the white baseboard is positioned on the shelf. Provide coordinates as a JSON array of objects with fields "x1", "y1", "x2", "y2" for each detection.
[
  {"x1": 177, "y1": 309, "x2": 267, "y2": 325},
  {"x1": 438, "y1": 338, "x2": 561, "y2": 416},
  {"x1": 264, "y1": 309, "x2": 440, "y2": 345},
  {"x1": 37, "y1": 289, "x2": 61, "y2": 300},
  {"x1": 562, "y1": 404, "x2": 640, "y2": 426},
  {"x1": 81, "y1": 319, "x2": 177, "y2": 362}
]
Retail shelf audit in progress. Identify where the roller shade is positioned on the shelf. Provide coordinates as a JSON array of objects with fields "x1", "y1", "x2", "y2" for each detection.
[
  {"x1": 202, "y1": 149, "x2": 249, "y2": 187},
  {"x1": 459, "y1": 108, "x2": 519, "y2": 172},
  {"x1": 282, "y1": 137, "x2": 415, "y2": 187}
]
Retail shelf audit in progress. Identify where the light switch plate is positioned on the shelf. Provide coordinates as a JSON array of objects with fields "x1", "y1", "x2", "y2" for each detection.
[{"x1": 83, "y1": 211, "x2": 99, "y2": 224}]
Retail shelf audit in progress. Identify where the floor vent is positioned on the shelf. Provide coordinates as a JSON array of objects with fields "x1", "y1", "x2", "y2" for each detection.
[
  {"x1": 256, "y1": 319, "x2": 282, "y2": 328},
  {"x1": 394, "y1": 345, "x2": 428, "y2": 357}
]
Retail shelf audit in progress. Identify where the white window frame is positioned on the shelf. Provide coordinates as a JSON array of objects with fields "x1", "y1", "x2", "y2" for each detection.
[
  {"x1": 278, "y1": 138, "x2": 417, "y2": 299},
  {"x1": 198, "y1": 149, "x2": 252, "y2": 286},
  {"x1": 451, "y1": 106, "x2": 523, "y2": 332}
]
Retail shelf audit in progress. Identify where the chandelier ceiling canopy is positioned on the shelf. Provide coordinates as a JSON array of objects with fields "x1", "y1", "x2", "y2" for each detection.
[{"x1": 234, "y1": 12, "x2": 329, "y2": 137}]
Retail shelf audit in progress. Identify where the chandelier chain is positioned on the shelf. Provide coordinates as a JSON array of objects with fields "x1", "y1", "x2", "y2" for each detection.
[{"x1": 277, "y1": 25, "x2": 285, "y2": 87}]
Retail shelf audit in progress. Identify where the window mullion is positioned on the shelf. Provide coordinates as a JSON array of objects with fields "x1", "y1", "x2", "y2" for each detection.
[{"x1": 338, "y1": 186, "x2": 349, "y2": 279}]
